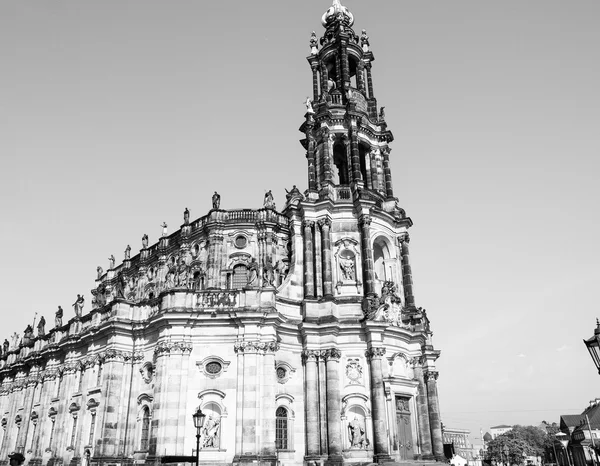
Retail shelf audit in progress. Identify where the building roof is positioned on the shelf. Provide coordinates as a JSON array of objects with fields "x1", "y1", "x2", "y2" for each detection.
[
  {"x1": 560, "y1": 415, "x2": 584, "y2": 428},
  {"x1": 490, "y1": 425, "x2": 512, "y2": 429}
]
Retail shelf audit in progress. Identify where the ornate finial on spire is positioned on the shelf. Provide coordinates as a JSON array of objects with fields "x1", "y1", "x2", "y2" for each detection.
[{"x1": 321, "y1": 0, "x2": 354, "y2": 28}]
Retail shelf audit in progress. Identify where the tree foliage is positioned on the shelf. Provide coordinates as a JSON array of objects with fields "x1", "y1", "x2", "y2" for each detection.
[{"x1": 487, "y1": 425, "x2": 555, "y2": 465}]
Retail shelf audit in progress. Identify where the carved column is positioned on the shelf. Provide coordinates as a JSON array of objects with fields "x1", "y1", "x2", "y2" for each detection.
[
  {"x1": 318, "y1": 353, "x2": 328, "y2": 456},
  {"x1": 399, "y1": 234, "x2": 416, "y2": 308},
  {"x1": 412, "y1": 361, "x2": 433, "y2": 459},
  {"x1": 307, "y1": 131, "x2": 317, "y2": 192},
  {"x1": 342, "y1": 134, "x2": 351, "y2": 185},
  {"x1": 357, "y1": 60, "x2": 366, "y2": 94},
  {"x1": 318, "y1": 218, "x2": 333, "y2": 298},
  {"x1": 341, "y1": 39, "x2": 350, "y2": 89},
  {"x1": 320, "y1": 62, "x2": 329, "y2": 99},
  {"x1": 349, "y1": 124, "x2": 362, "y2": 184},
  {"x1": 366, "y1": 347, "x2": 392, "y2": 463},
  {"x1": 324, "y1": 348, "x2": 343, "y2": 463},
  {"x1": 382, "y1": 148, "x2": 394, "y2": 198},
  {"x1": 302, "y1": 350, "x2": 321, "y2": 463},
  {"x1": 425, "y1": 371, "x2": 445, "y2": 461},
  {"x1": 312, "y1": 63, "x2": 320, "y2": 102},
  {"x1": 365, "y1": 62, "x2": 374, "y2": 98},
  {"x1": 303, "y1": 221, "x2": 315, "y2": 298},
  {"x1": 359, "y1": 216, "x2": 375, "y2": 296}
]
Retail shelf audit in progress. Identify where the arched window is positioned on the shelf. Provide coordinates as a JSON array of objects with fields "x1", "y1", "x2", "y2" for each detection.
[
  {"x1": 333, "y1": 143, "x2": 349, "y2": 185},
  {"x1": 275, "y1": 407, "x2": 289, "y2": 450},
  {"x1": 231, "y1": 265, "x2": 248, "y2": 290},
  {"x1": 140, "y1": 407, "x2": 150, "y2": 451}
]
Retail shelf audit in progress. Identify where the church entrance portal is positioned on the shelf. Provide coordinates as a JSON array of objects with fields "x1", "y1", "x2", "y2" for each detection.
[{"x1": 396, "y1": 396, "x2": 414, "y2": 460}]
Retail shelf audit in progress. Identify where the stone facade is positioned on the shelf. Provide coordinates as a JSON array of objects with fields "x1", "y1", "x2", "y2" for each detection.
[{"x1": 0, "y1": 2, "x2": 444, "y2": 466}]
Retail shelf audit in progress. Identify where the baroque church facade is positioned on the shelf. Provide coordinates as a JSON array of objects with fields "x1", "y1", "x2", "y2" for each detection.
[{"x1": 0, "y1": 2, "x2": 444, "y2": 466}]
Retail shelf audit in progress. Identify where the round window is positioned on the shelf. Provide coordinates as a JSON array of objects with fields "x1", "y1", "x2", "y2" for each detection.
[
  {"x1": 276, "y1": 367, "x2": 287, "y2": 380},
  {"x1": 235, "y1": 236, "x2": 247, "y2": 248},
  {"x1": 205, "y1": 362, "x2": 222, "y2": 375}
]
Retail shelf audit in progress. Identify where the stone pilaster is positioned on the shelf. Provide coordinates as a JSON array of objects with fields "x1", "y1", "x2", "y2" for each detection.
[
  {"x1": 96, "y1": 351, "x2": 126, "y2": 457},
  {"x1": 359, "y1": 216, "x2": 375, "y2": 296},
  {"x1": 412, "y1": 362, "x2": 433, "y2": 459},
  {"x1": 318, "y1": 218, "x2": 333, "y2": 298},
  {"x1": 366, "y1": 347, "x2": 392, "y2": 463},
  {"x1": 340, "y1": 39, "x2": 350, "y2": 89},
  {"x1": 16, "y1": 376, "x2": 38, "y2": 452},
  {"x1": 370, "y1": 150, "x2": 379, "y2": 192},
  {"x1": 314, "y1": 226, "x2": 323, "y2": 298},
  {"x1": 399, "y1": 234, "x2": 416, "y2": 309},
  {"x1": 302, "y1": 350, "x2": 321, "y2": 464},
  {"x1": 357, "y1": 60, "x2": 366, "y2": 94},
  {"x1": 318, "y1": 354, "x2": 328, "y2": 456},
  {"x1": 307, "y1": 132, "x2": 317, "y2": 192},
  {"x1": 324, "y1": 348, "x2": 343, "y2": 465},
  {"x1": 172, "y1": 342, "x2": 193, "y2": 456},
  {"x1": 382, "y1": 148, "x2": 394, "y2": 198},
  {"x1": 260, "y1": 342, "x2": 278, "y2": 462},
  {"x1": 303, "y1": 221, "x2": 315, "y2": 298},
  {"x1": 425, "y1": 371, "x2": 445, "y2": 461}
]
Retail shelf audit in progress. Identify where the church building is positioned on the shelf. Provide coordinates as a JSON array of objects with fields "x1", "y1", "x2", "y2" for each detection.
[{"x1": 0, "y1": 2, "x2": 444, "y2": 466}]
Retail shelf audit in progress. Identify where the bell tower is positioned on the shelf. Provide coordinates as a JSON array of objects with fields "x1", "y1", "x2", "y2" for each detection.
[{"x1": 301, "y1": 0, "x2": 396, "y2": 202}]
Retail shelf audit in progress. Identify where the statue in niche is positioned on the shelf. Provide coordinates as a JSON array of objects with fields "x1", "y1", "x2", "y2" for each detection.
[
  {"x1": 124, "y1": 244, "x2": 131, "y2": 260},
  {"x1": 160, "y1": 222, "x2": 168, "y2": 237},
  {"x1": 247, "y1": 258, "x2": 259, "y2": 286},
  {"x1": 305, "y1": 97, "x2": 314, "y2": 114},
  {"x1": 212, "y1": 191, "x2": 221, "y2": 210},
  {"x1": 142, "y1": 234, "x2": 149, "y2": 249},
  {"x1": 327, "y1": 78, "x2": 336, "y2": 92},
  {"x1": 263, "y1": 190, "x2": 275, "y2": 209},
  {"x1": 263, "y1": 263, "x2": 275, "y2": 287},
  {"x1": 72, "y1": 294, "x2": 85, "y2": 318},
  {"x1": 275, "y1": 260, "x2": 289, "y2": 285},
  {"x1": 37, "y1": 316, "x2": 46, "y2": 337},
  {"x1": 176, "y1": 258, "x2": 188, "y2": 288},
  {"x1": 2, "y1": 339, "x2": 8, "y2": 355},
  {"x1": 55, "y1": 306, "x2": 64, "y2": 328},
  {"x1": 165, "y1": 271, "x2": 176, "y2": 290},
  {"x1": 183, "y1": 207, "x2": 190, "y2": 225},
  {"x1": 96, "y1": 266, "x2": 103, "y2": 280},
  {"x1": 348, "y1": 417, "x2": 367, "y2": 448},
  {"x1": 116, "y1": 273, "x2": 126, "y2": 298},
  {"x1": 360, "y1": 29, "x2": 370, "y2": 52},
  {"x1": 309, "y1": 31, "x2": 318, "y2": 54},
  {"x1": 202, "y1": 416, "x2": 221, "y2": 448},
  {"x1": 340, "y1": 256, "x2": 355, "y2": 281},
  {"x1": 108, "y1": 255, "x2": 115, "y2": 270}
]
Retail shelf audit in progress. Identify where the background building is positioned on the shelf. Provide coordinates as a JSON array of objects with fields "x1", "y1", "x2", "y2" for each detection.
[
  {"x1": 490, "y1": 425, "x2": 513, "y2": 440},
  {"x1": 0, "y1": 2, "x2": 443, "y2": 466}
]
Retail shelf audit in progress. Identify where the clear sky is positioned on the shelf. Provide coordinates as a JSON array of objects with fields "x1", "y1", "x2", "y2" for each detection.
[{"x1": 2, "y1": 0, "x2": 599, "y2": 443}]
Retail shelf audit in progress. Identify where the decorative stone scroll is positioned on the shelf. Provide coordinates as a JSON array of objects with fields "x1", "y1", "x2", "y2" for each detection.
[
  {"x1": 365, "y1": 347, "x2": 386, "y2": 360},
  {"x1": 233, "y1": 340, "x2": 279, "y2": 354},
  {"x1": 196, "y1": 291, "x2": 239, "y2": 309},
  {"x1": 153, "y1": 341, "x2": 193, "y2": 357}
]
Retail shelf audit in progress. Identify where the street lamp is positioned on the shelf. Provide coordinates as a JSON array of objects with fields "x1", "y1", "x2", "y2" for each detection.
[
  {"x1": 583, "y1": 319, "x2": 600, "y2": 374},
  {"x1": 192, "y1": 407, "x2": 206, "y2": 466}
]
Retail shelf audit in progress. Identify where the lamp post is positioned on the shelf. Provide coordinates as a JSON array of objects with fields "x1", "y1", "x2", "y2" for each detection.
[
  {"x1": 584, "y1": 319, "x2": 600, "y2": 374},
  {"x1": 192, "y1": 407, "x2": 206, "y2": 466}
]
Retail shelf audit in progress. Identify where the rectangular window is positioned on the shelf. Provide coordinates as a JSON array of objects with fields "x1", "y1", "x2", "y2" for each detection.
[
  {"x1": 88, "y1": 413, "x2": 96, "y2": 446},
  {"x1": 70, "y1": 416, "x2": 78, "y2": 447}
]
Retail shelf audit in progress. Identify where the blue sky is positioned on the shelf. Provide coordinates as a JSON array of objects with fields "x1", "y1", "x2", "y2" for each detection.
[{"x1": 1, "y1": 1, "x2": 599, "y2": 440}]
